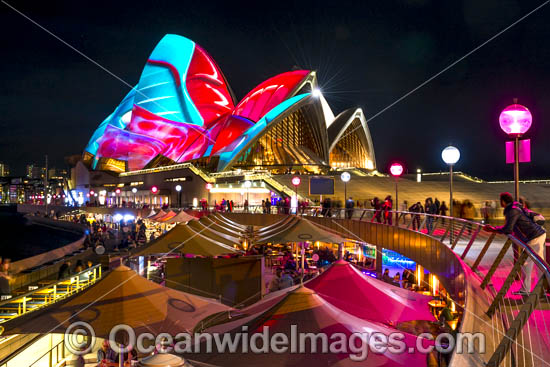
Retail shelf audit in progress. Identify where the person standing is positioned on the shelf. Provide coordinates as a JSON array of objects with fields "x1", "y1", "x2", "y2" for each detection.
[
  {"x1": 371, "y1": 197, "x2": 382, "y2": 223},
  {"x1": 345, "y1": 196, "x2": 354, "y2": 219},
  {"x1": 382, "y1": 195, "x2": 393, "y2": 225},
  {"x1": 484, "y1": 192, "x2": 546, "y2": 295},
  {"x1": 439, "y1": 201, "x2": 448, "y2": 225}
]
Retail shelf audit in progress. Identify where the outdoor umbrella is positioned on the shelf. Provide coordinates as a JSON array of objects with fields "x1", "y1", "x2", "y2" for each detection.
[
  {"x1": 255, "y1": 217, "x2": 345, "y2": 244},
  {"x1": 305, "y1": 260, "x2": 435, "y2": 325},
  {"x1": 1, "y1": 266, "x2": 232, "y2": 339},
  {"x1": 132, "y1": 224, "x2": 240, "y2": 257},
  {"x1": 186, "y1": 286, "x2": 431, "y2": 366},
  {"x1": 199, "y1": 216, "x2": 245, "y2": 237}
]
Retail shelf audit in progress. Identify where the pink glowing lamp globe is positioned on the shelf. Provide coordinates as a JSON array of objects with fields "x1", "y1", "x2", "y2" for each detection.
[
  {"x1": 390, "y1": 163, "x2": 404, "y2": 177},
  {"x1": 291, "y1": 176, "x2": 301, "y2": 186},
  {"x1": 499, "y1": 104, "x2": 532, "y2": 136}
]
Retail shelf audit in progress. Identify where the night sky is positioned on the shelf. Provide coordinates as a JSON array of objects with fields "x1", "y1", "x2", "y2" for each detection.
[{"x1": 1, "y1": 0, "x2": 549, "y2": 179}]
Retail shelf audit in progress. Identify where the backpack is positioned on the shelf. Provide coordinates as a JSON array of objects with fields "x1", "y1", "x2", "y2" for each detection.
[{"x1": 522, "y1": 207, "x2": 545, "y2": 226}]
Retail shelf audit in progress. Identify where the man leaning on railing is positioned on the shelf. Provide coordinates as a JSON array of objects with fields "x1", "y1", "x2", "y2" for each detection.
[{"x1": 483, "y1": 192, "x2": 546, "y2": 296}]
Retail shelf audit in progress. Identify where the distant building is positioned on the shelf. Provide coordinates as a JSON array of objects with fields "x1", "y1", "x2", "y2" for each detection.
[
  {"x1": 0, "y1": 163, "x2": 9, "y2": 177},
  {"x1": 26, "y1": 164, "x2": 46, "y2": 179}
]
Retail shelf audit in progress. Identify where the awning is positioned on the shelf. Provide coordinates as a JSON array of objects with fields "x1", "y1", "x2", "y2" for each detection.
[
  {"x1": 305, "y1": 260, "x2": 435, "y2": 324},
  {"x1": 187, "y1": 286, "x2": 431, "y2": 366},
  {"x1": 163, "y1": 211, "x2": 199, "y2": 224},
  {"x1": 0, "y1": 266, "x2": 232, "y2": 339},
  {"x1": 255, "y1": 217, "x2": 345, "y2": 244},
  {"x1": 132, "y1": 224, "x2": 240, "y2": 257}
]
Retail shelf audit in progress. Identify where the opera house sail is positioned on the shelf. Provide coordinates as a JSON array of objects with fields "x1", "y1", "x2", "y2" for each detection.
[{"x1": 83, "y1": 34, "x2": 376, "y2": 174}]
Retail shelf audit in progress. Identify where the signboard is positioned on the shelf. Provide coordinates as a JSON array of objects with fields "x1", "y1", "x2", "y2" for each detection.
[
  {"x1": 506, "y1": 139, "x2": 531, "y2": 164},
  {"x1": 309, "y1": 177, "x2": 334, "y2": 195}
]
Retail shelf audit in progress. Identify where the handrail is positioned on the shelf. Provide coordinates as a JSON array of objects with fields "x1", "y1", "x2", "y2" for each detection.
[{"x1": 0, "y1": 264, "x2": 102, "y2": 324}]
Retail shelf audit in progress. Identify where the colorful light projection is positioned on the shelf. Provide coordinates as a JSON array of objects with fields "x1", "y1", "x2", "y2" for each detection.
[{"x1": 85, "y1": 34, "x2": 314, "y2": 172}]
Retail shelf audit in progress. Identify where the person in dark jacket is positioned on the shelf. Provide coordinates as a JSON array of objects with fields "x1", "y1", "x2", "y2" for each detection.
[
  {"x1": 58, "y1": 261, "x2": 72, "y2": 280},
  {"x1": 484, "y1": 192, "x2": 546, "y2": 295}
]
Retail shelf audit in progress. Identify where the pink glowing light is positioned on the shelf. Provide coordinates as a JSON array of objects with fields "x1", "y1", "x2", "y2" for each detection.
[
  {"x1": 151, "y1": 186, "x2": 158, "y2": 194},
  {"x1": 115, "y1": 188, "x2": 121, "y2": 194},
  {"x1": 205, "y1": 183, "x2": 213, "y2": 190},
  {"x1": 390, "y1": 163, "x2": 404, "y2": 177},
  {"x1": 499, "y1": 104, "x2": 532, "y2": 136},
  {"x1": 291, "y1": 176, "x2": 301, "y2": 186}
]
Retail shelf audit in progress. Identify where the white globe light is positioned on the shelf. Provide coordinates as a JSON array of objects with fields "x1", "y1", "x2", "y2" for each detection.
[
  {"x1": 243, "y1": 180, "x2": 252, "y2": 188},
  {"x1": 131, "y1": 187, "x2": 137, "y2": 194},
  {"x1": 175, "y1": 185, "x2": 182, "y2": 192},
  {"x1": 340, "y1": 172, "x2": 351, "y2": 182},
  {"x1": 442, "y1": 146, "x2": 460, "y2": 165},
  {"x1": 312, "y1": 88, "x2": 322, "y2": 98}
]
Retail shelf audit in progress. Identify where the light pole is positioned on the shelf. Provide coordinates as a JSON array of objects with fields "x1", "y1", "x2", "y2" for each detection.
[
  {"x1": 175, "y1": 185, "x2": 182, "y2": 208},
  {"x1": 499, "y1": 102, "x2": 532, "y2": 201},
  {"x1": 131, "y1": 187, "x2": 137, "y2": 207},
  {"x1": 442, "y1": 146, "x2": 460, "y2": 244},
  {"x1": 389, "y1": 163, "x2": 403, "y2": 225},
  {"x1": 340, "y1": 172, "x2": 350, "y2": 219},
  {"x1": 291, "y1": 176, "x2": 301, "y2": 215},
  {"x1": 115, "y1": 188, "x2": 121, "y2": 207}
]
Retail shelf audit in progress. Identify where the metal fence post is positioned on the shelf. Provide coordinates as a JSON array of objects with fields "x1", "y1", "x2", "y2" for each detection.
[
  {"x1": 450, "y1": 222, "x2": 467, "y2": 250},
  {"x1": 486, "y1": 250, "x2": 529, "y2": 317},
  {"x1": 460, "y1": 225, "x2": 481, "y2": 260},
  {"x1": 480, "y1": 239, "x2": 512, "y2": 290},
  {"x1": 486, "y1": 275, "x2": 549, "y2": 367},
  {"x1": 471, "y1": 233, "x2": 496, "y2": 271}
]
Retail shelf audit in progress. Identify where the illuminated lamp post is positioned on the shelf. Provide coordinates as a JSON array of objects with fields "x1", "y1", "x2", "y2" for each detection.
[
  {"x1": 340, "y1": 172, "x2": 351, "y2": 219},
  {"x1": 389, "y1": 163, "x2": 403, "y2": 226},
  {"x1": 175, "y1": 185, "x2": 182, "y2": 208},
  {"x1": 442, "y1": 146, "x2": 460, "y2": 244},
  {"x1": 291, "y1": 176, "x2": 301, "y2": 215},
  {"x1": 151, "y1": 186, "x2": 158, "y2": 208},
  {"x1": 205, "y1": 183, "x2": 213, "y2": 211},
  {"x1": 499, "y1": 102, "x2": 532, "y2": 201},
  {"x1": 244, "y1": 180, "x2": 251, "y2": 211},
  {"x1": 131, "y1": 187, "x2": 137, "y2": 207}
]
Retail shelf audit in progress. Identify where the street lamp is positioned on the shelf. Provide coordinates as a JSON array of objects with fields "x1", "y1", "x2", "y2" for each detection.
[
  {"x1": 175, "y1": 184, "x2": 182, "y2": 208},
  {"x1": 291, "y1": 176, "x2": 301, "y2": 215},
  {"x1": 340, "y1": 171, "x2": 350, "y2": 201},
  {"x1": 389, "y1": 163, "x2": 403, "y2": 225},
  {"x1": 499, "y1": 102, "x2": 532, "y2": 200},
  {"x1": 442, "y1": 146, "x2": 460, "y2": 244},
  {"x1": 131, "y1": 187, "x2": 137, "y2": 207}
]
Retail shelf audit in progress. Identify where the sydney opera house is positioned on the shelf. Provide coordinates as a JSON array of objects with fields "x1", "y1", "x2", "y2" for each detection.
[{"x1": 82, "y1": 34, "x2": 376, "y2": 175}]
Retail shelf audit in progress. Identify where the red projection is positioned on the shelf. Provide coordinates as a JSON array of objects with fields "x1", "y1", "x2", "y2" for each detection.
[
  {"x1": 233, "y1": 70, "x2": 310, "y2": 122},
  {"x1": 211, "y1": 116, "x2": 254, "y2": 155},
  {"x1": 128, "y1": 105, "x2": 207, "y2": 161},
  {"x1": 95, "y1": 125, "x2": 167, "y2": 171},
  {"x1": 186, "y1": 45, "x2": 235, "y2": 128}
]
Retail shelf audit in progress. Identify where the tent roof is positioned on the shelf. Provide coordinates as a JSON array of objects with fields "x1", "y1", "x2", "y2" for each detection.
[
  {"x1": 305, "y1": 260, "x2": 435, "y2": 324},
  {"x1": 189, "y1": 219, "x2": 242, "y2": 244},
  {"x1": 164, "y1": 211, "x2": 199, "y2": 224},
  {"x1": 155, "y1": 210, "x2": 177, "y2": 222},
  {"x1": 148, "y1": 209, "x2": 167, "y2": 220},
  {"x1": 1, "y1": 266, "x2": 232, "y2": 338},
  {"x1": 256, "y1": 218, "x2": 345, "y2": 244},
  {"x1": 199, "y1": 216, "x2": 244, "y2": 238},
  {"x1": 145, "y1": 209, "x2": 157, "y2": 218},
  {"x1": 188, "y1": 286, "x2": 429, "y2": 366},
  {"x1": 133, "y1": 224, "x2": 240, "y2": 257}
]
